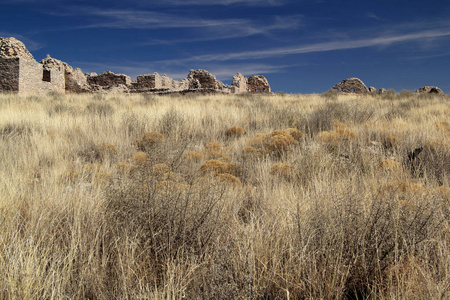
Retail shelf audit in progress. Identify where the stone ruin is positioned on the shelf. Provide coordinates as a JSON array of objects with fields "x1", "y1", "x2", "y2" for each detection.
[
  {"x1": 0, "y1": 37, "x2": 272, "y2": 95},
  {"x1": 416, "y1": 86, "x2": 443, "y2": 94},
  {"x1": 330, "y1": 78, "x2": 446, "y2": 95},
  {"x1": 330, "y1": 77, "x2": 370, "y2": 94}
]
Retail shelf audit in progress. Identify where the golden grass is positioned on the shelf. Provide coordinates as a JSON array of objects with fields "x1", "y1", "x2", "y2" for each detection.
[{"x1": 0, "y1": 91, "x2": 449, "y2": 299}]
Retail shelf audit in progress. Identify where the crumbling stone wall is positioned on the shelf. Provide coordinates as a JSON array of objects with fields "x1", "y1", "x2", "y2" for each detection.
[
  {"x1": 134, "y1": 72, "x2": 184, "y2": 91},
  {"x1": 247, "y1": 75, "x2": 271, "y2": 93},
  {"x1": 87, "y1": 71, "x2": 131, "y2": 87},
  {"x1": 41, "y1": 57, "x2": 90, "y2": 93},
  {"x1": 135, "y1": 73, "x2": 158, "y2": 89},
  {"x1": 331, "y1": 78, "x2": 369, "y2": 94},
  {"x1": 187, "y1": 69, "x2": 224, "y2": 90},
  {"x1": 1, "y1": 37, "x2": 272, "y2": 95},
  {"x1": 19, "y1": 56, "x2": 65, "y2": 93},
  {"x1": 0, "y1": 37, "x2": 65, "y2": 93},
  {"x1": 231, "y1": 73, "x2": 248, "y2": 94}
]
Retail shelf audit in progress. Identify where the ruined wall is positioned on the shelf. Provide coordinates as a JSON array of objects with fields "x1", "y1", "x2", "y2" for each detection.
[
  {"x1": 1, "y1": 37, "x2": 273, "y2": 95},
  {"x1": 188, "y1": 69, "x2": 224, "y2": 90},
  {"x1": 0, "y1": 57, "x2": 20, "y2": 92},
  {"x1": 331, "y1": 78, "x2": 369, "y2": 94},
  {"x1": 1, "y1": 38, "x2": 65, "y2": 93},
  {"x1": 231, "y1": 73, "x2": 248, "y2": 94},
  {"x1": 87, "y1": 71, "x2": 131, "y2": 87},
  {"x1": 247, "y1": 75, "x2": 271, "y2": 93},
  {"x1": 18, "y1": 57, "x2": 65, "y2": 93},
  {"x1": 135, "y1": 73, "x2": 158, "y2": 89},
  {"x1": 41, "y1": 56, "x2": 90, "y2": 93},
  {"x1": 134, "y1": 72, "x2": 184, "y2": 90}
]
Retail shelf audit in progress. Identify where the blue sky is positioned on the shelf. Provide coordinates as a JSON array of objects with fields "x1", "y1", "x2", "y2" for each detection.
[{"x1": 1, "y1": 0, "x2": 450, "y2": 93}]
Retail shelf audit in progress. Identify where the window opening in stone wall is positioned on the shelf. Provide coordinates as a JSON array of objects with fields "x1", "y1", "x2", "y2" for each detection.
[
  {"x1": 42, "y1": 69, "x2": 51, "y2": 82},
  {"x1": 351, "y1": 88, "x2": 355, "y2": 92}
]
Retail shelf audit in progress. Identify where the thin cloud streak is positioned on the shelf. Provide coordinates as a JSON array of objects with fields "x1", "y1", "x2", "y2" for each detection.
[
  {"x1": 72, "y1": 60, "x2": 290, "y2": 81},
  {"x1": 76, "y1": 9, "x2": 247, "y2": 29},
  {"x1": 142, "y1": 15, "x2": 302, "y2": 44},
  {"x1": 160, "y1": 29, "x2": 450, "y2": 63},
  {"x1": 146, "y1": 0, "x2": 285, "y2": 6}
]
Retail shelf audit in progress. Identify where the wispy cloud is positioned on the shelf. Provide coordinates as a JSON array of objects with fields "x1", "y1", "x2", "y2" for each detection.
[
  {"x1": 72, "y1": 60, "x2": 292, "y2": 81},
  {"x1": 157, "y1": 28, "x2": 450, "y2": 63},
  {"x1": 151, "y1": 0, "x2": 285, "y2": 6},
  {"x1": 4, "y1": 0, "x2": 285, "y2": 5},
  {"x1": 142, "y1": 15, "x2": 302, "y2": 44},
  {"x1": 39, "y1": 7, "x2": 302, "y2": 43},
  {"x1": 367, "y1": 12, "x2": 383, "y2": 21},
  {"x1": 70, "y1": 8, "x2": 247, "y2": 29}
]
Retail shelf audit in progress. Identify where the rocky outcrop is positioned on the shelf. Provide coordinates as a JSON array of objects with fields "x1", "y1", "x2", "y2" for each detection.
[
  {"x1": 331, "y1": 78, "x2": 369, "y2": 94},
  {"x1": 369, "y1": 86, "x2": 376, "y2": 93},
  {"x1": 416, "y1": 86, "x2": 443, "y2": 94}
]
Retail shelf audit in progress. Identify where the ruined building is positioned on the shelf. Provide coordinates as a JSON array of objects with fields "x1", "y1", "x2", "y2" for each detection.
[
  {"x1": 0, "y1": 37, "x2": 271, "y2": 95},
  {"x1": 330, "y1": 77, "x2": 370, "y2": 94}
]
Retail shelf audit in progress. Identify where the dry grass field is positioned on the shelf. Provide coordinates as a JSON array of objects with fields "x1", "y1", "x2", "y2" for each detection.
[{"x1": 0, "y1": 91, "x2": 449, "y2": 299}]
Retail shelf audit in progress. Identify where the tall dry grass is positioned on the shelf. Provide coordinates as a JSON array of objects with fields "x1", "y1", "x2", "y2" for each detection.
[{"x1": 0, "y1": 91, "x2": 449, "y2": 299}]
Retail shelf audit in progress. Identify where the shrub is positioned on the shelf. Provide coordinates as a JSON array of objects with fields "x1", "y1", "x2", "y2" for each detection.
[
  {"x1": 203, "y1": 142, "x2": 223, "y2": 159},
  {"x1": 200, "y1": 159, "x2": 236, "y2": 175},
  {"x1": 243, "y1": 146, "x2": 259, "y2": 158},
  {"x1": 132, "y1": 151, "x2": 149, "y2": 165},
  {"x1": 152, "y1": 163, "x2": 171, "y2": 179},
  {"x1": 216, "y1": 173, "x2": 242, "y2": 188},
  {"x1": 380, "y1": 159, "x2": 403, "y2": 173},
  {"x1": 183, "y1": 151, "x2": 203, "y2": 163},
  {"x1": 267, "y1": 131, "x2": 295, "y2": 155},
  {"x1": 247, "y1": 129, "x2": 301, "y2": 156},
  {"x1": 136, "y1": 132, "x2": 165, "y2": 152},
  {"x1": 284, "y1": 128, "x2": 303, "y2": 141},
  {"x1": 225, "y1": 126, "x2": 245, "y2": 138},
  {"x1": 270, "y1": 162, "x2": 294, "y2": 179},
  {"x1": 383, "y1": 135, "x2": 398, "y2": 149}
]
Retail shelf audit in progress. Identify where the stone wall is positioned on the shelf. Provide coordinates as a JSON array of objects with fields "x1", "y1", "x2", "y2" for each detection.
[
  {"x1": 1, "y1": 38, "x2": 65, "y2": 93},
  {"x1": 19, "y1": 56, "x2": 65, "y2": 93},
  {"x1": 1, "y1": 37, "x2": 272, "y2": 95},
  {"x1": 331, "y1": 78, "x2": 369, "y2": 94},
  {"x1": 41, "y1": 56, "x2": 90, "y2": 93},
  {"x1": 87, "y1": 71, "x2": 131, "y2": 87},
  {"x1": 247, "y1": 75, "x2": 271, "y2": 93},
  {"x1": 187, "y1": 69, "x2": 224, "y2": 90},
  {"x1": 135, "y1": 73, "x2": 158, "y2": 89},
  {"x1": 0, "y1": 57, "x2": 20, "y2": 92},
  {"x1": 231, "y1": 73, "x2": 248, "y2": 94}
]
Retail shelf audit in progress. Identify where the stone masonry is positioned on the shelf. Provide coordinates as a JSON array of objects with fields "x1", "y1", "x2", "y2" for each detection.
[
  {"x1": 330, "y1": 77, "x2": 369, "y2": 94},
  {"x1": 0, "y1": 37, "x2": 272, "y2": 95},
  {"x1": 0, "y1": 37, "x2": 65, "y2": 93}
]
